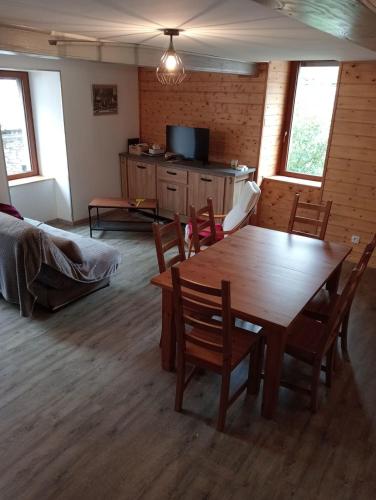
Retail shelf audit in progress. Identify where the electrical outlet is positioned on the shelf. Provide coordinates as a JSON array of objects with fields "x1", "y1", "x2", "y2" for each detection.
[{"x1": 351, "y1": 235, "x2": 360, "y2": 244}]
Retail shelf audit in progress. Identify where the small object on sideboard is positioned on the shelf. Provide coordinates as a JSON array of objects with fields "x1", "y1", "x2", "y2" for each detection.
[
  {"x1": 129, "y1": 143, "x2": 149, "y2": 155},
  {"x1": 148, "y1": 148, "x2": 165, "y2": 155}
]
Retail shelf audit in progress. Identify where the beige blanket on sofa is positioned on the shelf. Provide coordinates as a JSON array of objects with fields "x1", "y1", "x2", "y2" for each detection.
[{"x1": 0, "y1": 213, "x2": 121, "y2": 316}]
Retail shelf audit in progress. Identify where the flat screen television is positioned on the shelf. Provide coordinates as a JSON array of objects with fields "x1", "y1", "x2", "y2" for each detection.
[{"x1": 166, "y1": 125, "x2": 209, "y2": 163}]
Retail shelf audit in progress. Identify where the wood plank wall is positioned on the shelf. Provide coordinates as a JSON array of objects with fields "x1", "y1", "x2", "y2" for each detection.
[
  {"x1": 138, "y1": 66, "x2": 268, "y2": 169},
  {"x1": 322, "y1": 62, "x2": 376, "y2": 266},
  {"x1": 257, "y1": 61, "x2": 291, "y2": 184},
  {"x1": 258, "y1": 177, "x2": 321, "y2": 231}
]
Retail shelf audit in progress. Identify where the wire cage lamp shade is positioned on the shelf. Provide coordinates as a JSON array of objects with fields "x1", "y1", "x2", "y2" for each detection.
[{"x1": 156, "y1": 29, "x2": 186, "y2": 85}]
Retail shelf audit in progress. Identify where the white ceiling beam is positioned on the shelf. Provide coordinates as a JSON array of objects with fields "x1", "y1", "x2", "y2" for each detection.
[{"x1": 0, "y1": 25, "x2": 258, "y2": 75}]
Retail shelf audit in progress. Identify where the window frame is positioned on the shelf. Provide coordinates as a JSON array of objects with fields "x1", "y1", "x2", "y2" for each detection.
[
  {"x1": 0, "y1": 70, "x2": 39, "y2": 181},
  {"x1": 279, "y1": 61, "x2": 339, "y2": 182}
]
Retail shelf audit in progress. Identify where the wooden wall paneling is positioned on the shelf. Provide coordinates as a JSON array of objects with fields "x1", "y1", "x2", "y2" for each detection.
[
  {"x1": 258, "y1": 177, "x2": 321, "y2": 232},
  {"x1": 138, "y1": 66, "x2": 268, "y2": 170},
  {"x1": 257, "y1": 61, "x2": 291, "y2": 184},
  {"x1": 322, "y1": 62, "x2": 376, "y2": 267}
]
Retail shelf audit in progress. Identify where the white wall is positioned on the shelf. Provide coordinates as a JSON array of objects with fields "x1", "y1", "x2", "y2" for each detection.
[
  {"x1": 29, "y1": 70, "x2": 72, "y2": 221},
  {"x1": 10, "y1": 178, "x2": 56, "y2": 221},
  {"x1": 0, "y1": 54, "x2": 139, "y2": 221},
  {"x1": 0, "y1": 133, "x2": 10, "y2": 203}
]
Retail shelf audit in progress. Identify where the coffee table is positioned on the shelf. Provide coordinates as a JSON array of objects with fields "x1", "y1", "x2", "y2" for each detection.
[{"x1": 88, "y1": 197, "x2": 158, "y2": 237}]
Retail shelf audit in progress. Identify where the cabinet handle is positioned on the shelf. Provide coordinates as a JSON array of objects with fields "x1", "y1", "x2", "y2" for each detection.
[
  {"x1": 137, "y1": 165, "x2": 146, "y2": 169},
  {"x1": 167, "y1": 187, "x2": 177, "y2": 192},
  {"x1": 166, "y1": 170, "x2": 177, "y2": 175},
  {"x1": 200, "y1": 177, "x2": 212, "y2": 182}
]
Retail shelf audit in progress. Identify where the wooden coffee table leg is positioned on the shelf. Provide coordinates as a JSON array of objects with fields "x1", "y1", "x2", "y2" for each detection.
[
  {"x1": 161, "y1": 289, "x2": 176, "y2": 371},
  {"x1": 262, "y1": 326, "x2": 287, "y2": 419}
]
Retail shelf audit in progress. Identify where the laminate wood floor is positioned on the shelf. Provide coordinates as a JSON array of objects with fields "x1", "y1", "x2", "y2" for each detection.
[{"x1": 0, "y1": 223, "x2": 375, "y2": 500}]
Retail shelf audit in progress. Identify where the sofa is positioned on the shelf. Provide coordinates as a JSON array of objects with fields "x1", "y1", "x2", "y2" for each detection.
[{"x1": 0, "y1": 212, "x2": 121, "y2": 316}]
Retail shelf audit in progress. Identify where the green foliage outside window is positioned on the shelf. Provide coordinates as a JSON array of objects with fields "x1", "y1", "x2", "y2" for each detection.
[{"x1": 286, "y1": 119, "x2": 327, "y2": 177}]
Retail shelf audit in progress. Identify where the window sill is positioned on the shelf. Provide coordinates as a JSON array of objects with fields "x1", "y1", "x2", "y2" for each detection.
[
  {"x1": 8, "y1": 175, "x2": 54, "y2": 187},
  {"x1": 266, "y1": 175, "x2": 322, "y2": 189}
]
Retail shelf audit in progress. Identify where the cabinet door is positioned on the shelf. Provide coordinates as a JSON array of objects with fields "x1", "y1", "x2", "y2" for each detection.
[
  {"x1": 157, "y1": 181, "x2": 187, "y2": 216},
  {"x1": 188, "y1": 172, "x2": 225, "y2": 214},
  {"x1": 120, "y1": 156, "x2": 128, "y2": 198},
  {"x1": 128, "y1": 160, "x2": 156, "y2": 199},
  {"x1": 224, "y1": 175, "x2": 250, "y2": 213}
]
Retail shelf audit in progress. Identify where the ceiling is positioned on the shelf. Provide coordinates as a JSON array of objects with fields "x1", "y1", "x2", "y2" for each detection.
[
  {"x1": 0, "y1": 0, "x2": 375, "y2": 62},
  {"x1": 254, "y1": 0, "x2": 376, "y2": 52}
]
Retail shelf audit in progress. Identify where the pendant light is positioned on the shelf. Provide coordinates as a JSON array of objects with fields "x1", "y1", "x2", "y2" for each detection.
[{"x1": 156, "y1": 29, "x2": 186, "y2": 85}]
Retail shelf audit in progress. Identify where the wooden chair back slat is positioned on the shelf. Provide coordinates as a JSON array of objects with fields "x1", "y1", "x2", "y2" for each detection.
[
  {"x1": 291, "y1": 230, "x2": 322, "y2": 240},
  {"x1": 179, "y1": 275, "x2": 223, "y2": 297},
  {"x1": 288, "y1": 193, "x2": 332, "y2": 240},
  {"x1": 153, "y1": 214, "x2": 186, "y2": 273},
  {"x1": 324, "y1": 269, "x2": 359, "y2": 351},
  {"x1": 185, "y1": 330, "x2": 224, "y2": 352},
  {"x1": 162, "y1": 238, "x2": 181, "y2": 253},
  {"x1": 172, "y1": 266, "x2": 233, "y2": 358},
  {"x1": 181, "y1": 296, "x2": 222, "y2": 318},
  {"x1": 190, "y1": 198, "x2": 217, "y2": 254},
  {"x1": 320, "y1": 234, "x2": 376, "y2": 353},
  {"x1": 296, "y1": 201, "x2": 331, "y2": 212},
  {"x1": 166, "y1": 254, "x2": 184, "y2": 269}
]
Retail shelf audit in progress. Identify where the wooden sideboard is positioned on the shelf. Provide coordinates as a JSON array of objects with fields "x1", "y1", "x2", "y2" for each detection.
[{"x1": 119, "y1": 153, "x2": 256, "y2": 220}]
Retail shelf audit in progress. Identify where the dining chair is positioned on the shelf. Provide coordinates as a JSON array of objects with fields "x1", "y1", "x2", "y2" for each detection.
[
  {"x1": 152, "y1": 214, "x2": 186, "y2": 273},
  {"x1": 282, "y1": 264, "x2": 364, "y2": 412},
  {"x1": 214, "y1": 181, "x2": 261, "y2": 238},
  {"x1": 288, "y1": 193, "x2": 332, "y2": 240},
  {"x1": 171, "y1": 265, "x2": 264, "y2": 432},
  {"x1": 187, "y1": 197, "x2": 218, "y2": 257},
  {"x1": 303, "y1": 233, "x2": 376, "y2": 360},
  {"x1": 186, "y1": 181, "x2": 261, "y2": 256}
]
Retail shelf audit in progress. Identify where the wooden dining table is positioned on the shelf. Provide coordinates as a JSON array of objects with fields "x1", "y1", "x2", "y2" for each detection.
[{"x1": 151, "y1": 225, "x2": 351, "y2": 419}]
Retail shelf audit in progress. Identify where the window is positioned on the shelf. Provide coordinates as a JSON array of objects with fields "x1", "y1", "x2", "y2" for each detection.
[
  {"x1": 0, "y1": 70, "x2": 39, "y2": 180},
  {"x1": 281, "y1": 62, "x2": 339, "y2": 180}
]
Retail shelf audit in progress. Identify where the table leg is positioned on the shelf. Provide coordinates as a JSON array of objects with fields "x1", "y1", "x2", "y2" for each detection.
[
  {"x1": 326, "y1": 263, "x2": 343, "y2": 294},
  {"x1": 161, "y1": 289, "x2": 176, "y2": 371},
  {"x1": 88, "y1": 207, "x2": 93, "y2": 238},
  {"x1": 262, "y1": 326, "x2": 287, "y2": 419}
]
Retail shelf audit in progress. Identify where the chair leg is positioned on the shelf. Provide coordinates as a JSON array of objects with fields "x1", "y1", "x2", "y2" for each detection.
[
  {"x1": 175, "y1": 353, "x2": 186, "y2": 412},
  {"x1": 325, "y1": 345, "x2": 335, "y2": 388},
  {"x1": 310, "y1": 360, "x2": 322, "y2": 413},
  {"x1": 340, "y1": 310, "x2": 350, "y2": 362},
  {"x1": 247, "y1": 338, "x2": 265, "y2": 395},
  {"x1": 187, "y1": 240, "x2": 193, "y2": 258},
  {"x1": 217, "y1": 368, "x2": 231, "y2": 432}
]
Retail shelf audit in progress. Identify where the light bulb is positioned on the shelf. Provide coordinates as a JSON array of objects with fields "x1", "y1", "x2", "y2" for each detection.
[{"x1": 165, "y1": 54, "x2": 177, "y2": 71}]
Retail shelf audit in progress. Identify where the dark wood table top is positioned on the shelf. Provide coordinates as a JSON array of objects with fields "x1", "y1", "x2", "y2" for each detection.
[{"x1": 151, "y1": 225, "x2": 352, "y2": 330}]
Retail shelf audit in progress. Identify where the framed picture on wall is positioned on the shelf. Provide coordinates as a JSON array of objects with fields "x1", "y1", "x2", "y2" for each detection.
[{"x1": 92, "y1": 84, "x2": 118, "y2": 115}]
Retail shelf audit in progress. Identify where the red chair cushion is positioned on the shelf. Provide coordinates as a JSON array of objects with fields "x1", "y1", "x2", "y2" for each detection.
[
  {"x1": 0, "y1": 203, "x2": 23, "y2": 220},
  {"x1": 187, "y1": 220, "x2": 224, "y2": 242}
]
